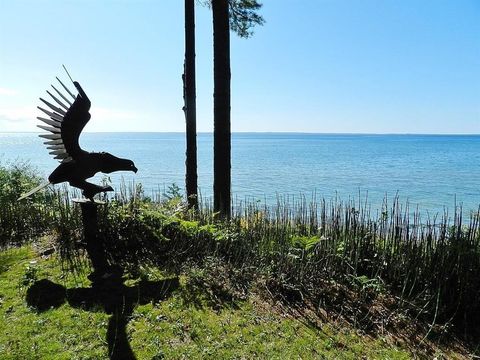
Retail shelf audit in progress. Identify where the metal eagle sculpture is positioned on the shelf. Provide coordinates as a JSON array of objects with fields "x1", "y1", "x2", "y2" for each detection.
[{"x1": 19, "y1": 71, "x2": 137, "y2": 201}]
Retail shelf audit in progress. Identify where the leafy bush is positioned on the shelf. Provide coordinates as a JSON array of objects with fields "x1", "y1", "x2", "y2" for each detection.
[{"x1": 0, "y1": 162, "x2": 56, "y2": 247}]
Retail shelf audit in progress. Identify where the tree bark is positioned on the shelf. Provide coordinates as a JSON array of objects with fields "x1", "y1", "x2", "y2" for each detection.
[
  {"x1": 184, "y1": 0, "x2": 198, "y2": 209},
  {"x1": 212, "y1": 0, "x2": 231, "y2": 218}
]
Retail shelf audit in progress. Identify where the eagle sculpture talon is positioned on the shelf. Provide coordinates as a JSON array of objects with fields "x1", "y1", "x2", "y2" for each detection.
[
  {"x1": 81, "y1": 184, "x2": 114, "y2": 201},
  {"x1": 19, "y1": 75, "x2": 137, "y2": 201}
]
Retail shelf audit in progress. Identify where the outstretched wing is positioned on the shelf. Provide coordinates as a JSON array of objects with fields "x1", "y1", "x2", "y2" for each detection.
[{"x1": 37, "y1": 77, "x2": 91, "y2": 162}]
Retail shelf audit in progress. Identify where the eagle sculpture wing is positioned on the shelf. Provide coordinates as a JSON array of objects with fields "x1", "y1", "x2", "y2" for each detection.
[{"x1": 37, "y1": 77, "x2": 91, "y2": 162}]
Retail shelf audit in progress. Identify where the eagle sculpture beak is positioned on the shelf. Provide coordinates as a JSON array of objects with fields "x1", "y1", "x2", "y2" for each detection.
[{"x1": 132, "y1": 166, "x2": 138, "y2": 173}]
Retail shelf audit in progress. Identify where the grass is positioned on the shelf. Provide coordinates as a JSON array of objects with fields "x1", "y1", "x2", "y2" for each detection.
[
  {"x1": 0, "y1": 247, "x2": 109, "y2": 359},
  {"x1": 0, "y1": 245, "x2": 436, "y2": 359}
]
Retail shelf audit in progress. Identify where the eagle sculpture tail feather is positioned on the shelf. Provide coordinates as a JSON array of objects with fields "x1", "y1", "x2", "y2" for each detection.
[{"x1": 18, "y1": 182, "x2": 51, "y2": 201}]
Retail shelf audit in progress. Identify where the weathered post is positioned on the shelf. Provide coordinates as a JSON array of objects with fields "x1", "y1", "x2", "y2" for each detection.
[
  {"x1": 74, "y1": 198, "x2": 124, "y2": 287},
  {"x1": 74, "y1": 199, "x2": 109, "y2": 282},
  {"x1": 74, "y1": 198, "x2": 124, "y2": 286}
]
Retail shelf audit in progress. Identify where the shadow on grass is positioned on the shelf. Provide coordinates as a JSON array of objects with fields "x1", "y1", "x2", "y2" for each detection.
[
  {"x1": 177, "y1": 260, "x2": 252, "y2": 312},
  {"x1": 180, "y1": 275, "x2": 243, "y2": 312},
  {"x1": 263, "y1": 277, "x2": 480, "y2": 358},
  {"x1": 26, "y1": 277, "x2": 179, "y2": 360}
]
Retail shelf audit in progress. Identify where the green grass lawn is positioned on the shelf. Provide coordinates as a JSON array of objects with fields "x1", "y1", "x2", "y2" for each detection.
[{"x1": 0, "y1": 246, "x2": 464, "y2": 359}]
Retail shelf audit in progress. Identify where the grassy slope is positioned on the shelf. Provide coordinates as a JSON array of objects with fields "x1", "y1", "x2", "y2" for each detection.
[{"x1": 0, "y1": 247, "x2": 455, "y2": 360}]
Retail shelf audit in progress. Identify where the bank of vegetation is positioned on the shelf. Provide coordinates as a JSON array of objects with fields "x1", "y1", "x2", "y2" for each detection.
[{"x1": 1, "y1": 163, "x2": 479, "y2": 358}]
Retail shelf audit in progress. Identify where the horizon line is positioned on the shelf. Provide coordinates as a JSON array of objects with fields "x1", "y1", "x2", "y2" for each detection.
[{"x1": 0, "y1": 131, "x2": 479, "y2": 136}]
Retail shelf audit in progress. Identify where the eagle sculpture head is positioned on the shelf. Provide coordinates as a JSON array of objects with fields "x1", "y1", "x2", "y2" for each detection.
[{"x1": 99, "y1": 152, "x2": 138, "y2": 174}]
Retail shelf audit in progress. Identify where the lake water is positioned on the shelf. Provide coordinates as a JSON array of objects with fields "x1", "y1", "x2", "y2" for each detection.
[{"x1": 1, "y1": 132, "x2": 479, "y2": 215}]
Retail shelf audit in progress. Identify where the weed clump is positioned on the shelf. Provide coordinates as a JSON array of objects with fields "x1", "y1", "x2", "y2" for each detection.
[{"x1": 0, "y1": 162, "x2": 56, "y2": 247}]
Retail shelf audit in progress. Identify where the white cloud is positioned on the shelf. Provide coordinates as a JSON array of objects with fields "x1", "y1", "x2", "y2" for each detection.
[
  {"x1": 0, "y1": 87, "x2": 18, "y2": 96},
  {"x1": 0, "y1": 106, "x2": 35, "y2": 123},
  {"x1": 84, "y1": 106, "x2": 140, "y2": 131},
  {"x1": 91, "y1": 106, "x2": 139, "y2": 122},
  {"x1": 0, "y1": 108, "x2": 35, "y2": 131},
  {"x1": 0, "y1": 104, "x2": 180, "y2": 132}
]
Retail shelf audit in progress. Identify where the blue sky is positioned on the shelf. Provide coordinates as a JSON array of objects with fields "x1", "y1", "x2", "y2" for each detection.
[{"x1": 0, "y1": 0, "x2": 478, "y2": 133}]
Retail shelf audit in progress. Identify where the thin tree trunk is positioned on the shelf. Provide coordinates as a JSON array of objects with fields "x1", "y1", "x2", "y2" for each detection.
[
  {"x1": 183, "y1": 0, "x2": 198, "y2": 209},
  {"x1": 212, "y1": 0, "x2": 231, "y2": 218}
]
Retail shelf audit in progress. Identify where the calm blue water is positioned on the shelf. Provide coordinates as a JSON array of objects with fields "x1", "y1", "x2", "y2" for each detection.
[{"x1": 1, "y1": 132, "x2": 479, "y2": 214}]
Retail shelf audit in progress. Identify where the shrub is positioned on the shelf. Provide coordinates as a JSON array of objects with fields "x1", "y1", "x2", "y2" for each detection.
[{"x1": 0, "y1": 162, "x2": 56, "y2": 247}]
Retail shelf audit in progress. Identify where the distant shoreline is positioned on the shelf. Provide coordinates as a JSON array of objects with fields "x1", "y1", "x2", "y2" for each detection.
[{"x1": 1, "y1": 131, "x2": 479, "y2": 136}]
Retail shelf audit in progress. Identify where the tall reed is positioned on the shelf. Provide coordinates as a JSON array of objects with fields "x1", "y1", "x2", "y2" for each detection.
[{"x1": 2, "y1": 172, "x2": 479, "y2": 333}]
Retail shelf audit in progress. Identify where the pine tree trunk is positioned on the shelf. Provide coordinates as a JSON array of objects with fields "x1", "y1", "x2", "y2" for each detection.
[
  {"x1": 212, "y1": 0, "x2": 231, "y2": 218},
  {"x1": 184, "y1": 0, "x2": 198, "y2": 209}
]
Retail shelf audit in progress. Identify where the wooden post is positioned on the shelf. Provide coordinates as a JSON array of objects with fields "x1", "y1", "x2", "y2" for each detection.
[{"x1": 74, "y1": 199, "x2": 111, "y2": 284}]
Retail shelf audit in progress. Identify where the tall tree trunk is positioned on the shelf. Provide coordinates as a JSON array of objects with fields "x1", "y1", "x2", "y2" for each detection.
[
  {"x1": 212, "y1": 0, "x2": 231, "y2": 218},
  {"x1": 183, "y1": 0, "x2": 198, "y2": 209}
]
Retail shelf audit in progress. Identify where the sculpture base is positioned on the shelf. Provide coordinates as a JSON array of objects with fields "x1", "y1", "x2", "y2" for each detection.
[{"x1": 72, "y1": 198, "x2": 106, "y2": 205}]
